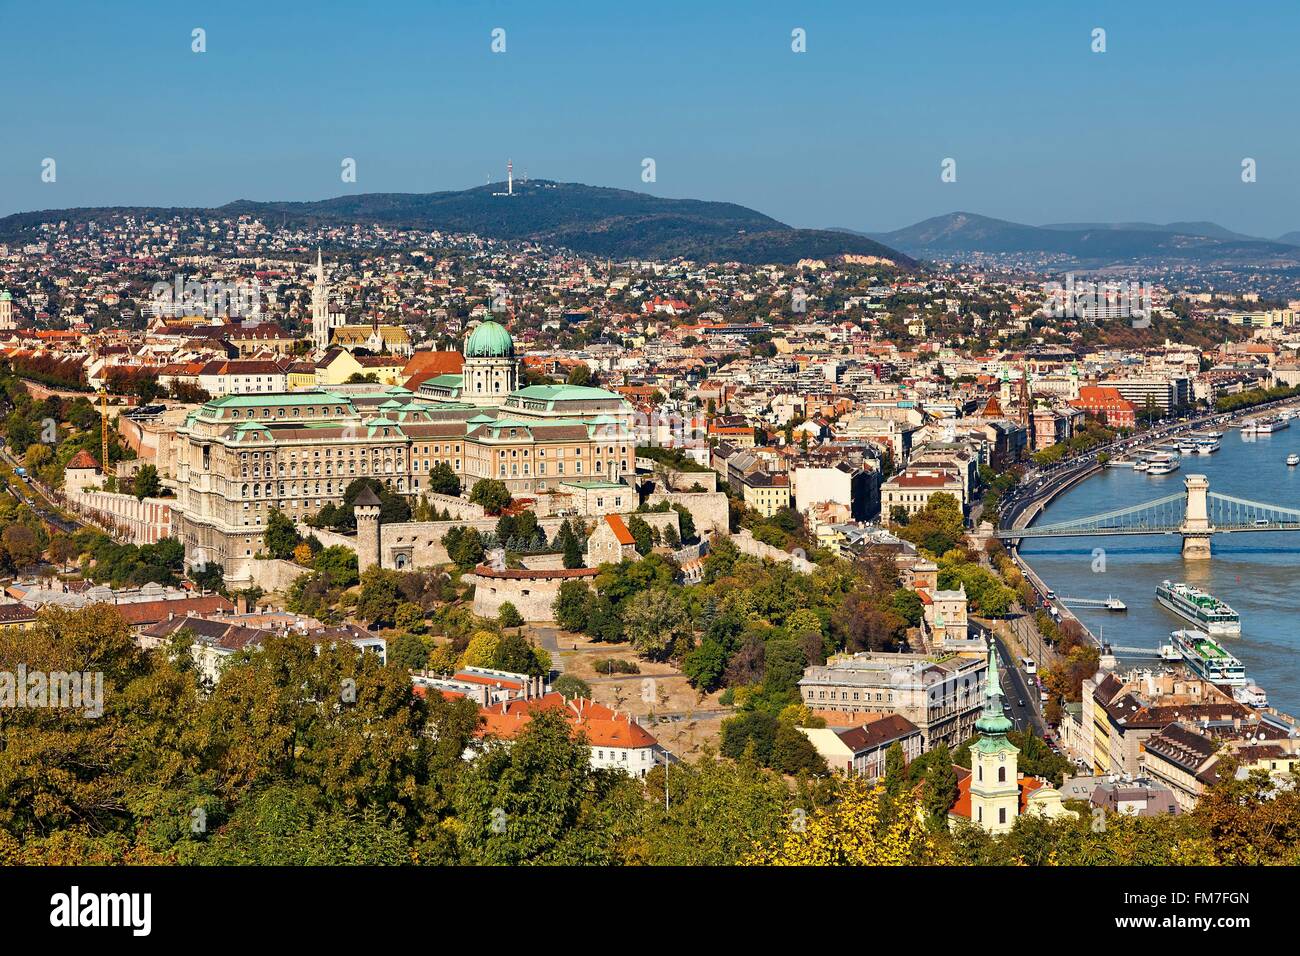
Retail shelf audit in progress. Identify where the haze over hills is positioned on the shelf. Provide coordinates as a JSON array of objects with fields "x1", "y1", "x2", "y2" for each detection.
[
  {"x1": 861, "y1": 211, "x2": 1300, "y2": 268},
  {"x1": 0, "y1": 181, "x2": 913, "y2": 267}
]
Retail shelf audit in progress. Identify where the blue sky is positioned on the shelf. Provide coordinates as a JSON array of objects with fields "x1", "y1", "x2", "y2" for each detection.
[{"x1": 3, "y1": 0, "x2": 1300, "y2": 235}]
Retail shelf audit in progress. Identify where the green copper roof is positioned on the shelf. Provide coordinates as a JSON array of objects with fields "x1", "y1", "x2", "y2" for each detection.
[
  {"x1": 206, "y1": 391, "x2": 350, "y2": 408},
  {"x1": 510, "y1": 384, "x2": 621, "y2": 402},
  {"x1": 465, "y1": 320, "x2": 514, "y2": 358},
  {"x1": 975, "y1": 646, "x2": 1014, "y2": 737}
]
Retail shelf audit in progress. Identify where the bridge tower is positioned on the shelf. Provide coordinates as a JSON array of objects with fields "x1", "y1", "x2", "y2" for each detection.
[{"x1": 1180, "y1": 474, "x2": 1213, "y2": 559}]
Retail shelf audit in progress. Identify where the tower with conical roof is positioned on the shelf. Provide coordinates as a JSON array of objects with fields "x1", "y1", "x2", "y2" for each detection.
[
  {"x1": 967, "y1": 647, "x2": 1021, "y2": 833},
  {"x1": 0, "y1": 290, "x2": 13, "y2": 331}
]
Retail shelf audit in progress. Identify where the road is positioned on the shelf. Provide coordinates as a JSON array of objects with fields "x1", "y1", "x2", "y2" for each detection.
[
  {"x1": 0, "y1": 447, "x2": 83, "y2": 534},
  {"x1": 994, "y1": 636, "x2": 1043, "y2": 736}
]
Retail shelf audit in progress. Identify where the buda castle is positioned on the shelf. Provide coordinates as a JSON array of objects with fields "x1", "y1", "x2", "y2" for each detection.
[{"x1": 164, "y1": 318, "x2": 637, "y2": 575}]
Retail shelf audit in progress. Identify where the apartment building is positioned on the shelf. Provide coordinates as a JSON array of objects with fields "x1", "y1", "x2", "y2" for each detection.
[{"x1": 799, "y1": 651, "x2": 987, "y2": 748}]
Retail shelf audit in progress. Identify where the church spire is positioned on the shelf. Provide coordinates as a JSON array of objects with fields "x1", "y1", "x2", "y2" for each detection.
[{"x1": 976, "y1": 646, "x2": 1014, "y2": 737}]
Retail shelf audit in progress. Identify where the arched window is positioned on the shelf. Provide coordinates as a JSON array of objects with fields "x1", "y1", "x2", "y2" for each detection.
[{"x1": 997, "y1": 766, "x2": 1006, "y2": 783}]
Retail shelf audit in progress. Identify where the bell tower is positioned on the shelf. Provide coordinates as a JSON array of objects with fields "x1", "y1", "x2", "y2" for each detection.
[{"x1": 968, "y1": 647, "x2": 1021, "y2": 834}]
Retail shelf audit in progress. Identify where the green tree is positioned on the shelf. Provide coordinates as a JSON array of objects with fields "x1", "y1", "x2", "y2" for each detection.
[
  {"x1": 921, "y1": 742, "x2": 959, "y2": 825},
  {"x1": 468, "y1": 479, "x2": 512, "y2": 515},
  {"x1": 389, "y1": 632, "x2": 429, "y2": 671},
  {"x1": 263, "y1": 509, "x2": 300, "y2": 560},
  {"x1": 770, "y1": 721, "x2": 827, "y2": 775},
  {"x1": 426, "y1": 462, "x2": 461, "y2": 496},
  {"x1": 454, "y1": 710, "x2": 622, "y2": 865},
  {"x1": 356, "y1": 567, "x2": 403, "y2": 627},
  {"x1": 498, "y1": 601, "x2": 524, "y2": 628},
  {"x1": 552, "y1": 674, "x2": 592, "y2": 699},
  {"x1": 621, "y1": 587, "x2": 691, "y2": 660},
  {"x1": 132, "y1": 463, "x2": 162, "y2": 500},
  {"x1": 553, "y1": 579, "x2": 592, "y2": 632},
  {"x1": 626, "y1": 515, "x2": 654, "y2": 556},
  {"x1": 720, "y1": 711, "x2": 779, "y2": 765}
]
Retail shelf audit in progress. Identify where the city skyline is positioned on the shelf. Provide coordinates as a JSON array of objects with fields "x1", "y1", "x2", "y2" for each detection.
[{"x1": 5, "y1": 0, "x2": 1300, "y2": 236}]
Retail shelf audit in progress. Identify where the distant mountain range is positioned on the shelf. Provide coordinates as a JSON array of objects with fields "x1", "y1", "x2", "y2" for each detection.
[
  {"x1": 855, "y1": 212, "x2": 1300, "y2": 268},
  {"x1": 0, "y1": 181, "x2": 913, "y2": 267}
]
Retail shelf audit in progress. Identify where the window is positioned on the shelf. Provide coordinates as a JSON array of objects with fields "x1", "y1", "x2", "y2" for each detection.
[
  {"x1": 997, "y1": 767, "x2": 1006, "y2": 783},
  {"x1": 998, "y1": 807, "x2": 1006, "y2": 825}
]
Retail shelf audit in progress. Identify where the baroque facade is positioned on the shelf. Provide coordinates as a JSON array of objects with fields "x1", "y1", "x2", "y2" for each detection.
[{"x1": 164, "y1": 320, "x2": 639, "y2": 578}]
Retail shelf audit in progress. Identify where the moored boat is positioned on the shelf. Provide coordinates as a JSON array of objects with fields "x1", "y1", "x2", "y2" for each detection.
[{"x1": 1156, "y1": 581, "x2": 1241, "y2": 636}]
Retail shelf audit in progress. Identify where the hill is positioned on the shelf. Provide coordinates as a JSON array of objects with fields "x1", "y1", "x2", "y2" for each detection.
[
  {"x1": 0, "y1": 182, "x2": 913, "y2": 267},
  {"x1": 866, "y1": 211, "x2": 1300, "y2": 268}
]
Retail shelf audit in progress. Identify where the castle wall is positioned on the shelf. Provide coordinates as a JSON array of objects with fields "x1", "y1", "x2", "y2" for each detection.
[{"x1": 469, "y1": 566, "x2": 598, "y2": 622}]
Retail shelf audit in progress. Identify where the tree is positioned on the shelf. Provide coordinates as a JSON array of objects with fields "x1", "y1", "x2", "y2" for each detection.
[
  {"x1": 132, "y1": 463, "x2": 162, "y2": 500},
  {"x1": 682, "y1": 638, "x2": 727, "y2": 692},
  {"x1": 742, "y1": 777, "x2": 952, "y2": 865},
  {"x1": 394, "y1": 602, "x2": 425, "y2": 633},
  {"x1": 292, "y1": 541, "x2": 314, "y2": 566},
  {"x1": 890, "y1": 588, "x2": 925, "y2": 628},
  {"x1": 426, "y1": 462, "x2": 461, "y2": 497},
  {"x1": 468, "y1": 479, "x2": 512, "y2": 515},
  {"x1": 553, "y1": 579, "x2": 592, "y2": 632},
  {"x1": 621, "y1": 587, "x2": 691, "y2": 660},
  {"x1": 389, "y1": 632, "x2": 429, "y2": 671},
  {"x1": 626, "y1": 515, "x2": 654, "y2": 556},
  {"x1": 312, "y1": 545, "x2": 358, "y2": 589},
  {"x1": 498, "y1": 601, "x2": 524, "y2": 628},
  {"x1": 883, "y1": 742, "x2": 907, "y2": 795},
  {"x1": 720, "y1": 711, "x2": 779, "y2": 765},
  {"x1": 454, "y1": 709, "x2": 622, "y2": 865},
  {"x1": 263, "y1": 509, "x2": 300, "y2": 560},
  {"x1": 191, "y1": 561, "x2": 225, "y2": 593},
  {"x1": 920, "y1": 743, "x2": 959, "y2": 825},
  {"x1": 560, "y1": 520, "x2": 584, "y2": 569},
  {"x1": 492, "y1": 632, "x2": 549, "y2": 677},
  {"x1": 442, "y1": 526, "x2": 485, "y2": 570},
  {"x1": 552, "y1": 674, "x2": 592, "y2": 699},
  {"x1": 356, "y1": 567, "x2": 402, "y2": 627},
  {"x1": 567, "y1": 364, "x2": 593, "y2": 386},
  {"x1": 0, "y1": 524, "x2": 41, "y2": 571},
  {"x1": 770, "y1": 721, "x2": 827, "y2": 775}
]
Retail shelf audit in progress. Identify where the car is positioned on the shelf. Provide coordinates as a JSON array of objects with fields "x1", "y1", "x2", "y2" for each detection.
[
  {"x1": 1017, "y1": 699, "x2": 1025, "y2": 707},
  {"x1": 1045, "y1": 590, "x2": 1056, "y2": 600}
]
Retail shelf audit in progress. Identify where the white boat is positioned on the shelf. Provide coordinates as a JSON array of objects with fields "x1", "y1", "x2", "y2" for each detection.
[
  {"x1": 1133, "y1": 459, "x2": 1149, "y2": 472},
  {"x1": 1288, "y1": 454, "x2": 1299, "y2": 467},
  {"x1": 1157, "y1": 582, "x2": 1241, "y2": 636},
  {"x1": 1195, "y1": 437, "x2": 1220, "y2": 454},
  {"x1": 1167, "y1": 629, "x2": 1249, "y2": 686},
  {"x1": 1257, "y1": 416, "x2": 1289, "y2": 434},
  {"x1": 1240, "y1": 419, "x2": 1259, "y2": 435},
  {"x1": 1146, "y1": 453, "x2": 1180, "y2": 475}
]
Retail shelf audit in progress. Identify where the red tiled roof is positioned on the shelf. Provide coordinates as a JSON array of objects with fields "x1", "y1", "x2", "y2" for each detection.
[
  {"x1": 66, "y1": 450, "x2": 101, "y2": 470},
  {"x1": 949, "y1": 766, "x2": 1046, "y2": 819},
  {"x1": 604, "y1": 513, "x2": 635, "y2": 546}
]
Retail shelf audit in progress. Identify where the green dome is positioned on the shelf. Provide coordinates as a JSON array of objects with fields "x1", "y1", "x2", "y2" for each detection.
[{"x1": 465, "y1": 320, "x2": 514, "y2": 358}]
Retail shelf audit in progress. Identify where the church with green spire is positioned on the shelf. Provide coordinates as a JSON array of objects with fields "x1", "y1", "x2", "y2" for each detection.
[{"x1": 948, "y1": 647, "x2": 1076, "y2": 834}]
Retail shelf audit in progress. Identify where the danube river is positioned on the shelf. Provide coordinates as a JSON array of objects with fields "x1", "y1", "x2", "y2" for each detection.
[{"x1": 1020, "y1": 422, "x2": 1300, "y2": 715}]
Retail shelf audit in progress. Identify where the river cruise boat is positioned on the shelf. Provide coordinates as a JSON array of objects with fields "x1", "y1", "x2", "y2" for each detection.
[
  {"x1": 1156, "y1": 581, "x2": 1241, "y2": 636},
  {"x1": 1289, "y1": 454, "x2": 1299, "y2": 467},
  {"x1": 1239, "y1": 419, "x2": 1259, "y2": 435},
  {"x1": 1167, "y1": 629, "x2": 1249, "y2": 687},
  {"x1": 1195, "y1": 436, "x2": 1220, "y2": 454},
  {"x1": 1133, "y1": 459, "x2": 1149, "y2": 471},
  {"x1": 1256, "y1": 416, "x2": 1290, "y2": 434},
  {"x1": 1145, "y1": 453, "x2": 1180, "y2": 475}
]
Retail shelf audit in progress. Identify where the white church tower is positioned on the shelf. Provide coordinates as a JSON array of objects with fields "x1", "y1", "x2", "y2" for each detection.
[{"x1": 0, "y1": 291, "x2": 13, "y2": 331}]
